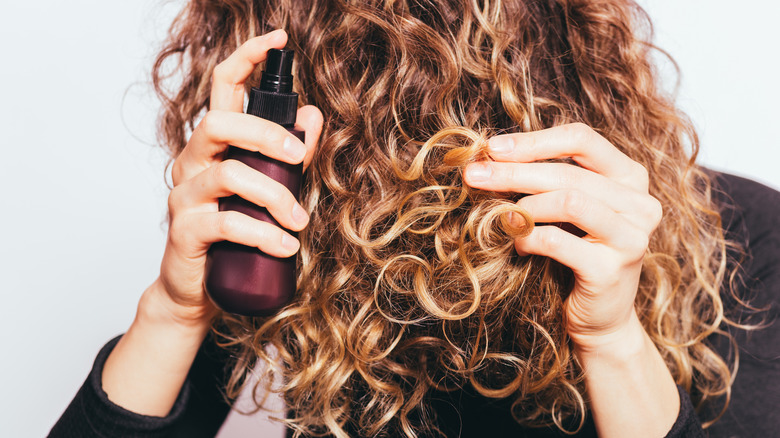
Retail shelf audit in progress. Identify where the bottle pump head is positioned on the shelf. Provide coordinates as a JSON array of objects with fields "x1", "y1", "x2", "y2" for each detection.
[
  {"x1": 247, "y1": 49, "x2": 298, "y2": 127},
  {"x1": 260, "y1": 49, "x2": 294, "y2": 93}
]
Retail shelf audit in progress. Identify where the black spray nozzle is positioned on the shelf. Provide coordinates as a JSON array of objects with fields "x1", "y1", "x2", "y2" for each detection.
[
  {"x1": 260, "y1": 49, "x2": 294, "y2": 93},
  {"x1": 248, "y1": 48, "x2": 298, "y2": 126}
]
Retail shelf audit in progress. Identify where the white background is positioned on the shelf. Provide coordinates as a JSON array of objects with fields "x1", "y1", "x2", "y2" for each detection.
[{"x1": 0, "y1": 1, "x2": 778, "y2": 437}]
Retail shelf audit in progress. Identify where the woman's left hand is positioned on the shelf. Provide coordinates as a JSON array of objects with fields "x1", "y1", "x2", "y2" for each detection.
[{"x1": 463, "y1": 123, "x2": 663, "y2": 352}]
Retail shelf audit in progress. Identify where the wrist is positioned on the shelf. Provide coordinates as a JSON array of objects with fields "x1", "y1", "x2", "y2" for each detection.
[
  {"x1": 103, "y1": 282, "x2": 213, "y2": 417},
  {"x1": 137, "y1": 279, "x2": 215, "y2": 335},
  {"x1": 571, "y1": 310, "x2": 680, "y2": 438},
  {"x1": 571, "y1": 309, "x2": 648, "y2": 363}
]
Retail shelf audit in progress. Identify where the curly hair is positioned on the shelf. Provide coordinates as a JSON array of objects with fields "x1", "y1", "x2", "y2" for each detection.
[{"x1": 152, "y1": 0, "x2": 742, "y2": 435}]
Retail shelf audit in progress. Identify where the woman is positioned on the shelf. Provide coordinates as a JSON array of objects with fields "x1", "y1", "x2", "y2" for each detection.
[{"x1": 51, "y1": 0, "x2": 779, "y2": 437}]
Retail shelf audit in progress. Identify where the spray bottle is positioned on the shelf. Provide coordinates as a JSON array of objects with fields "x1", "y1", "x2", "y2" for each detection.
[{"x1": 205, "y1": 49, "x2": 303, "y2": 316}]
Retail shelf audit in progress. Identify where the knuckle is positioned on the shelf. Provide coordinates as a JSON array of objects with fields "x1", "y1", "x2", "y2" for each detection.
[
  {"x1": 198, "y1": 111, "x2": 214, "y2": 138},
  {"x1": 561, "y1": 189, "x2": 588, "y2": 220},
  {"x1": 623, "y1": 230, "x2": 650, "y2": 261},
  {"x1": 212, "y1": 62, "x2": 228, "y2": 83},
  {"x1": 505, "y1": 163, "x2": 520, "y2": 185},
  {"x1": 634, "y1": 231, "x2": 650, "y2": 254},
  {"x1": 198, "y1": 111, "x2": 222, "y2": 141},
  {"x1": 647, "y1": 196, "x2": 664, "y2": 228},
  {"x1": 213, "y1": 159, "x2": 242, "y2": 188},
  {"x1": 634, "y1": 162, "x2": 649, "y2": 180},
  {"x1": 557, "y1": 165, "x2": 579, "y2": 188},
  {"x1": 256, "y1": 222, "x2": 275, "y2": 244},
  {"x1": 256, "y1": 120, "x2": 283, "y2": 145},
  {"x1": 567, "y1": 122, "x2": 593, "y2": 144},
  {"x1": 216, "y1": 211, "x2": 241, "y2": 237},
  {"x1": 521, "y1": 132, "x2": 538, "y2": 155},
  {"x1": 267, "y1": 183, "x2": 289, "y2": 209},
  {"x1": 632, "y1": 162, "x2": 650, "y2": 188},
  {"x1": 538, "y1": 228, "x2": 562, "y2": 252}
]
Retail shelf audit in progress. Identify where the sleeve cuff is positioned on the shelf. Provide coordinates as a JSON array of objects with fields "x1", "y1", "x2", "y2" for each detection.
[{"x1": 79, "y1": 335, "x2": 192, "y2": 437}]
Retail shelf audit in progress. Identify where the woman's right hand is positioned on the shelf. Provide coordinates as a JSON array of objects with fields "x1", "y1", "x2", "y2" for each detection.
[
  {"x1": 103, "y1": 30, "x2": 322, "y2": 417},
  {"x1": 151, "y1": 29, "x2": 324, "y2": 326}
]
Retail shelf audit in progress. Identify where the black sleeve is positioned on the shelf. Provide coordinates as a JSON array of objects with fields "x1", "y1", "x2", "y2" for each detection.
[
  {"x1": 664, "y1": 386, "x2": 705, "y2": 438},
  {"x1": 48, "y1": 334, "x2": 232, "y2": 438},
  {"x1": 704, "y1": 173, "x2": 780, "y2": 437}
]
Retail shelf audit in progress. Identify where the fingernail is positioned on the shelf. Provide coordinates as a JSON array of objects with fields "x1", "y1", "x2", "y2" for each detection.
[
  {"x1": 488, "y1": 136, "x2": 513, "y2": 154},
  {"x1": 281, "y1": 233, "x2": 299, "y2": 252},
  {"x1": 292, "y1": 203, "x2": 308, "y2": 226},
  {"x1": 465, "y1": 163, "x2": 492, "y2": 181},
  {"x1": 283, "y1": 137, "x2": 305, "y2": 162}
]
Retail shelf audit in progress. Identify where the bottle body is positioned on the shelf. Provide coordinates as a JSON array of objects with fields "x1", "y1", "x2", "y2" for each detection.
[{"x1": 204, "y1": 128, "x2": 305, "y2": 316}]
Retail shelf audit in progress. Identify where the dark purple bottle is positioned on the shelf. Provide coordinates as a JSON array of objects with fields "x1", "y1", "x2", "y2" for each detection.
[{"x1": 205, "y1": 49, "x2": 304, "y2": 316}]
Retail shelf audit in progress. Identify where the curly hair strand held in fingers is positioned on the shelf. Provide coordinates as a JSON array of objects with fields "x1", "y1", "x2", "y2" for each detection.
[{"x1": 152, "y1": 0, "x2": 741, "y2": 436}]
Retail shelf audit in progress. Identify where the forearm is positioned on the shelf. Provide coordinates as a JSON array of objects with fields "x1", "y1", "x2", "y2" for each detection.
[
  {"x1": 102, "y1": 279, "x2": 213, "y2": 417},
  {"x1": 576, "y1": 310, "x2": 680, "y2": 438}
]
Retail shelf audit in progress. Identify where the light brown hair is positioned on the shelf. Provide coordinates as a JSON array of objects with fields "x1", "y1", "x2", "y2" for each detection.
[{"x1": 153, "y1": 0, "x2": 740, "y2": 436}]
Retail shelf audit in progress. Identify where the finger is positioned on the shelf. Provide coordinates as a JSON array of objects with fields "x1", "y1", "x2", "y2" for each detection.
[
  {"x1": 517, "y1": 190, "x2": 650, "y2": 253},
  {"x1": 294, "y1": 105, "x2": 324, "y2": 171},
  {"x1": 172, "y1": 110, "x2": 307, "y2": 186},
  {"x1": 210, "y1": 30, "x2": 288, "y2": 112},
  {"x1": 169, "y1": 159, "x2": 309, "y2": 232},
  {"x1": 514, "y1": 225, "x2": 601, "y2": 276},
  {"x1": 175, "y1": 210, "x2": 300, "y2": 258},
  {"x1": 195, "y1": 110, "x2": 306, "y2": 162},
  {"x1": 464, "y1": 161, "x2": 631, "y2": 207},
  {"x1": 465, "y1": 162, "x2": 662, "y2": 232},
  {"x1": 487, "y1": 123, "x2": 649, "y2": 192}
]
